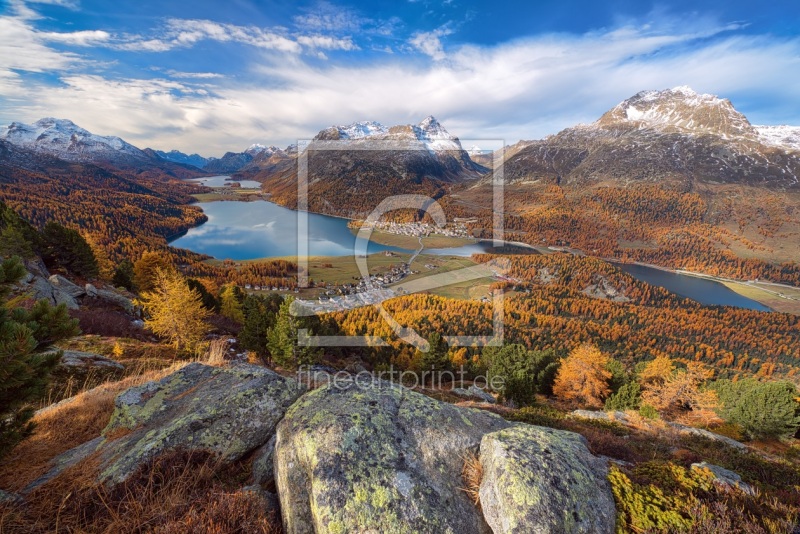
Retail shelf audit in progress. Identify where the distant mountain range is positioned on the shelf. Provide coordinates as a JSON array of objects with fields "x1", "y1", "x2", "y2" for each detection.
[{"x1": 3, "y1": 88, "x2": 799, "y2": 193}]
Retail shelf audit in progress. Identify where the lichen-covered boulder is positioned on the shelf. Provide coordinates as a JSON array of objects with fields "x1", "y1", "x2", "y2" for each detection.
[
  {"x1": 478, "y1": 425, "x2": 616, "y2": 534},
  {"x1": 24, "y1": 362, "x2": 305, "y2": 489},
  {"x1": 96, "y1": 362, "x2": 305, "y2": 484},
  {"x1": 274, "y1": 379, "x2": 510, "y2": 534}
]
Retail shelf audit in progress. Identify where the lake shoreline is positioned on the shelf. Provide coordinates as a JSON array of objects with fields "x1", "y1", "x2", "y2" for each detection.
[{"x1": 172, "y1": 191, "x2": 794, "y2": 313}]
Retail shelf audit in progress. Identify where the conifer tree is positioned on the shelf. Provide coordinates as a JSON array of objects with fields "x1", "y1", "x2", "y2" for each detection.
[
  {"x1": 267, "y1": 296, "x2": 320, "y2": 369},
  {"x1": 112, "y1": 259, "x2": 136, "y2": 290},
  {"x1": 419, "y1": 332, "x2": 451, "y2": 381},
  {"x1": 714, "y1": 379, "x2": 800, "y2": 439},
  {"x1": 136, "y1": 268, "x2": 211, "y2": 355},
  {"x1": 239, "y1": 294, "x2": 282, "y2": 359},
  {"x1": 41, "y1": 222, "x2": 99, "y2": 279},
  {"x1": 0, "y1": 257, "x2": 79, "y2": 457}
]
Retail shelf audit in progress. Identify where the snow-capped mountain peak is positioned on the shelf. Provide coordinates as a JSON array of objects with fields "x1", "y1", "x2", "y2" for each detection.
[
  {"x1": 2, "y1": 117, "x2": 147, "y2": 162},
  {"x1": 413, "y1": 115, "x2": 462, "y2": 152},
  {"x1": 597, "y1": 86, "x2": 755, "y2": 138},
  {"x1": 245, "y1": 143, "x2": 283, "y2": 156},
  {"x1": 334, "y1": 120, "x2": 389, "y2": 140}
]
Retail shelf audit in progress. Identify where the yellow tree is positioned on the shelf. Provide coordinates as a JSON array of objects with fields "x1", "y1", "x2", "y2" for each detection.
[
  {"x1": 553, "y1": 344, "x2": 612, "y2": 408},
  {"x1": 220, "y1": 284, "x2": 245, "y2": 323},
  {"x1": 641, "y1": 361, "x2": 719, "y2": 423},
  {"x1": 133, "y1": 251, "x2": 173, "y2": 292},
  {"x1": 637, "y1": 355, "x2": 675, "y2": 387},
  {"x1": 136, "y1": 268, "x2": 212, "y2": 355}
]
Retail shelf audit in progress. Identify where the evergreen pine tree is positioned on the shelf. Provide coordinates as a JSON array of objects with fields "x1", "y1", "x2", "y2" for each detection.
[
  {"x1": 267, "y1": 296, "x2": 320, "y2": 370},
  {"x1": 41, "y1": 222, "x2": 99, "y2": 279},
  {"x1": 239, "y1": 294, "x2": 282, "y2": 359},
  {"x1": 112, "y1": 259, "x2": 136, "y2": 290},
  {"x1": 419, "y1": 332, "x2": 451, "y2": 381},
  {"x1": 0, "y1": 257, "x2": 79, "y2": 457}
]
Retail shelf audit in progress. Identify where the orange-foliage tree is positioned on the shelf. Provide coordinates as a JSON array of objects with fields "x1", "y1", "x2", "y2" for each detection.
[{"x1": 552, "y1": 344, "x2": 612, "y2": 408}]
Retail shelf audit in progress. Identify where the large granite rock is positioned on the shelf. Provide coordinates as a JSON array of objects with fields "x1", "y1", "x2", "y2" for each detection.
[
  {"x1": 274, "y1": 379, "x2": 511, "y2": 534},
  {"x1": 29, "y1": 363, "x2": 305, "y2": 490},
  {"x1": 24, "y1": 274, "x2": 79, "y2": 309},
  {"x1": 94, "y1": 288, "x2": 135, "y2": 313},
  {"x1": 478, "y1": 426, "x2": 616, "y2": 533},
  {"x1": 48, "y1": 274, "x2": 86, "y2": 298}
]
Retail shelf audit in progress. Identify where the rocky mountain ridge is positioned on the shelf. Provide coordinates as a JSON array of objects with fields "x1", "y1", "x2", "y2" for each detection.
[{"x1": 496, "y1": 86, "x2": 800, "y2": 189}]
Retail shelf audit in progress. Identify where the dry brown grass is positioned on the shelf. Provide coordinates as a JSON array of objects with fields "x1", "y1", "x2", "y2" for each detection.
[
  {"x1": 460, "y1": 450, "x2": 483, "y2": 507},
  {"x1": 204, "y1": 338, "x2": 230, "y2": 367},
  {"x1": 0, "y1": 362, "x2": 190, "y2": 492},
  {"x1": 2, "y1": 449, "x2": 282, "y2": 534}
]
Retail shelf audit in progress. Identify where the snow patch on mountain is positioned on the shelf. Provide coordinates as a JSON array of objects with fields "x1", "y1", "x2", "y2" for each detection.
[
  {"x1": 1, "y1": 118, "x2": 147, "y2": 162},
  {"x1": 755, "y1": 125, "x2": 800, "y2": 152},
  {"x1": 599, "y1": 87, "x2": 754, "y2": 139},
  {"x1": 333, "y1": 121, "x2": 389, "y2": 140}
]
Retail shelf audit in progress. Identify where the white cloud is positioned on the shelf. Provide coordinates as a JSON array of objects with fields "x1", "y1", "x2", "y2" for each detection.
[
  {"x1": 165, "y1": 70, "x2": 225, "y2": 79},
  {"x1": 0, "y1": 16, "x2": 80, "y2": 74},
  {"x1": 40, "y1": 29, "x2": 111, "y2": 46},
  {"x1": 409, "y1": 24, "x2": 454, "y2": 61},
  {"x1": 3, "y1": 14, "x2": 800, "y2": 155},
  {"x1": 293, "y1": 2, "x2": 367, "y2": 33},
  {"x1": 296, "y1": 34, "x2": 359, "y2": 51},
  {"x1": 122, "y1": 18, "x2": 303, "y2": 54}
]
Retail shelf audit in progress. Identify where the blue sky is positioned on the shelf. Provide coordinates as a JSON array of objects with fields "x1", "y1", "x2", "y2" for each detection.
[{"x1": 1, "y1": 0, "x2": 799, "y2": 154}]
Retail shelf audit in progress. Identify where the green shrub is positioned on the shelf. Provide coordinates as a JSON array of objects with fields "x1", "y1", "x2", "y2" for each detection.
[
  {"x1": 639, "y1": 403, "x2": 659, "y2": 420},
  {"x1": 483, "y1": 344, "x2": 558, "y2": 406},
  {"x1": 713, "y1": 378, "x2": 800, "y2": 440},
  {"x1": 0, "y1": 257, "x2": 80, "y2": 457},
  {"x1": 605, "y1": 381, "x2": 641, "y2": 411},
  {"x1": 507, "y1": 405, "x2": 566, "y2": 429},
  {"x1": 608, "y1": 464, "x2": 705, "y2": 533}
]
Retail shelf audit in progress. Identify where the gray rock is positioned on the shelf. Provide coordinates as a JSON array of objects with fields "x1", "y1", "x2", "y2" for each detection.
[
  {"x1": 691, "y1": 462, "x2": 755, "y2": 495},
  {"x1": 23, "y1": 275, "x2": 79, "y2": 309},
  {"x1": 451, "y1": 385, "x2": 496, "y2": 404},
  {"x1": 23, "y1": 437, "x2": 105, "y2": 493},
  {"x1": 48, "y1": 274, "x2": 86, "y2": 298},
  {"x1": 479, "y1": 425, "x2": 616, "y2": 534},
  {"x1": 85, "y1": 283, "x2": 98, "y2": 297},
  {"x1": 274, "y1": 379, "x2": 510, "y2": 534},
  {"x1": 468, "y1": 385, "x2": 496, "y2": 404},
  {"x1": 668, "y1": 422, "x2": 748, "y2": 451},
  {"x1": 451, "y1": 387, "x2": 472, "y2": 397},
  {"x1": 31, "y1": 363, "x2": 305, "y2": 489},
  {"x1": 95, "y1": 288, "x2": 134, "y2": 313},
  {"x1": 251, "y1": 434, "x2": 277, "y2": 487},
  {"x1": 58, "y1": 350, "x2": 125, "y2": 372}
]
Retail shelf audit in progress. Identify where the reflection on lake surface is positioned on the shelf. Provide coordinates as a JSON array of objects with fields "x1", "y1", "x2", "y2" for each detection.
[
  {"x1": 170, "y1": 201, "x2": 407, "y2": 258},
  {"x1": 187, "y1": 175, "x2": 262, "y2": 189},
  {"x1": 619, "y1": 263, "x2": 770, "y2": 312},
  {"x1": 171, "y1": 199, "x2": 772, "y2": 312}
]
